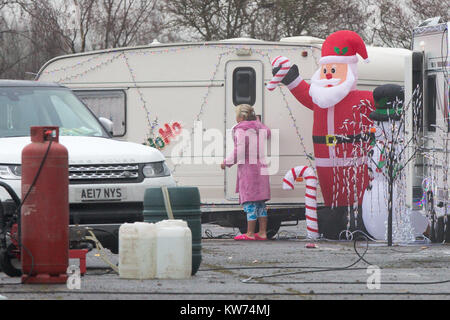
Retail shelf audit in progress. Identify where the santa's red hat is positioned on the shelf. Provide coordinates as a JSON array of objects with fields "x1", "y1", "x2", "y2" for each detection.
[{"x1": 319, "y1": 30, "x2": 369, "y2": 65}]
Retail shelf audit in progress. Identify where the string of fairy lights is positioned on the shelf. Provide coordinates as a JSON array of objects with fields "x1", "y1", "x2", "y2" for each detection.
[
  {"x1": 336, "y1": 99, "x2": 374, "y2": 232},
  {"x1": 361, "y1": 86, "x2": 423, "y2": 242},
  {"x1": 170, "y1": 48, "x2": 236, "y2": 176},
  {"x1": 52, "y1": 52, "x2": 125, "y2": 83},
  {"x1": 122, "y1": 51, "x2": 157, "y2": 141},
  {"x1": 250, "y1": 47, "x2": 316, "y2": 171}
]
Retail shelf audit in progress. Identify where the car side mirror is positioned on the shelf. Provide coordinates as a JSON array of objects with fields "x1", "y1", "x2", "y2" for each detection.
[{"x1": 99, "y1": 117, "x2": 114, "y2": 135}]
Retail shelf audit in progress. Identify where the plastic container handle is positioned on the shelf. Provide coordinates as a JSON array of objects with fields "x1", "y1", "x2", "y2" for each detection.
[{"x1": 161, "y1": 186, "x2": 174, "y2": 220}]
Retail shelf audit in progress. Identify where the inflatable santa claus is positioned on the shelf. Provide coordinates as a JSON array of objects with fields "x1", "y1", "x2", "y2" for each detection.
[{"x1": 271, "y1": 30, "x2": 374, "y2": 239}]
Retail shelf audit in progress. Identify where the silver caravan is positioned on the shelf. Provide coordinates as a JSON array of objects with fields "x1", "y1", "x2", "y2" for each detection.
[
  {"x1": 36, "y1": 36, "x2": 411, "y2": 234},
  {"x1": 405, "y1": 20, "x2": 449, "y2": 242}
]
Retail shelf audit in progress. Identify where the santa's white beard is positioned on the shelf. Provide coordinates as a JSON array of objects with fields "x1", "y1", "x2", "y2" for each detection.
[{"x1": 309, "y1": 65, "x2": 357, "y2": 109}]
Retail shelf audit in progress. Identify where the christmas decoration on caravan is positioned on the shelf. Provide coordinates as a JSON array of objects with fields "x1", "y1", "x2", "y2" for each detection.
[
  {"x1": 148, "y1": 122, "x2": 183, "y2": 150},
  {"x1": 269, "y1": 30, "x2": 374, "y2": 239},
  {"x1": 361, "y1": 84, "x2": 428, "y2": 242}
]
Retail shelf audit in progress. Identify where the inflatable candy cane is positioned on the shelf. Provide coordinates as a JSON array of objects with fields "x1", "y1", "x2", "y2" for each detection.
[
  {"x1": 266, "y1": 56, "x2": 291, "y2": 91},
  {"x1": 282, "y1": 166, "x2": 319, "y2": 239}
]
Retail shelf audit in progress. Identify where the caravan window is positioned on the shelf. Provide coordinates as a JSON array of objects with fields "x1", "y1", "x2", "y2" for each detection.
[
  {"x1": 426, "y1": 75, "x2": 436, "y2": 132},
  {"x1": 74, "y1": 90, "x2": 126, "y2": 137},
  {"x1": 233, "y1": 67, "x2": 256, "y2": 106}
]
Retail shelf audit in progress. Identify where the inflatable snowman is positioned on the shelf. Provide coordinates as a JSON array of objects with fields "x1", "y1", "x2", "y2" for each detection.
[{"x1": 362, "y1": 84, "x2": 428, "y2": 240}]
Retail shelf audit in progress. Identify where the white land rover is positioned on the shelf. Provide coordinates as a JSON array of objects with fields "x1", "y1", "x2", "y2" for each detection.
[{"x1": 0, "y1": 80, "x2": 176, "y2": 252}]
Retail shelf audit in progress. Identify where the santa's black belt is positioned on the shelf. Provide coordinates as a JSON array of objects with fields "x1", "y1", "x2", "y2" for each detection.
[{"x1": 313, "y1": 134, "x2": 364, "y2": 146}]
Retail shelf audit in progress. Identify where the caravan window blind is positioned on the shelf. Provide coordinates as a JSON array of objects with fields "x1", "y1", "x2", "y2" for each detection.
[{"x1": 233, "y1": 67, "x2": 256, "y2": 106}]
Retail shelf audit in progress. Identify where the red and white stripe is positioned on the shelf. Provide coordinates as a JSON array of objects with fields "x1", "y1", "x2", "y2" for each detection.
[
  {"x1": 282, "y1": 166, "x2": 319, "y2": 239},
  {"x1": 266, "y1": 56, "x2": 291, "y2": 91}
]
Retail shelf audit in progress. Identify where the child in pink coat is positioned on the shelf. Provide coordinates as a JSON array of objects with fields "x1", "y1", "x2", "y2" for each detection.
[{"x1": 221, "y1": 104, "x2": 271, "y2": 240}]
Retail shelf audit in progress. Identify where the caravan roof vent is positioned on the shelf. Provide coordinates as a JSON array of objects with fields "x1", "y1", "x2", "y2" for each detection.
[
  {"x1": 280, "y1": 36, "x2": 324, "y2": 45},
  {"x1": 220, "y1": 37, "x2": 263, "y2": 43}
]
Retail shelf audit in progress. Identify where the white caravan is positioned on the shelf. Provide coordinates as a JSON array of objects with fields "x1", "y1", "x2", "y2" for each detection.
[
  {"x1": 405, "y1": 19, "x2": 449, "y2": 241},
  {"x1": 36, "y1": 36, "x2": 411, "y2": 234},
  {"x1": 0, "y1": 80, "x2": 176, "y2": 255}
]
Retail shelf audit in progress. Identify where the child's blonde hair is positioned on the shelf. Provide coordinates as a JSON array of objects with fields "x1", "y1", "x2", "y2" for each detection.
[{"x1": 236, "y1": 104, "x2": 257, "y2": 121}]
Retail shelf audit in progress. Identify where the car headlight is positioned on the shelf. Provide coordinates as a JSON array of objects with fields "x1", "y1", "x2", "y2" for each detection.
[
  {"x1": 142, "y1": 162, "x2": 171, "y2": 178},
  {"x1": 0, "y1": 165, "x2": 22, "y2": 180}
]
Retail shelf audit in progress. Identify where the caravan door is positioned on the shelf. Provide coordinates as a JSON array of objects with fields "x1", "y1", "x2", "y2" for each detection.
[{"x1": 225, "y1": 60, "x2": 264, "y2": 201}]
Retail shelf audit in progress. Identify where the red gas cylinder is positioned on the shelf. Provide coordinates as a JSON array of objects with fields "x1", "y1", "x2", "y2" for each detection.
[{"x1": 21, "y1": 126, "x2": 69, "y2": 284}]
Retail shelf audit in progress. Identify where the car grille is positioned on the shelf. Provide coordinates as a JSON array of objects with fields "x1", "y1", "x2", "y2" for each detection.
[{"x1": 69, "y1": 164, "x2": 140, "y2": 183}]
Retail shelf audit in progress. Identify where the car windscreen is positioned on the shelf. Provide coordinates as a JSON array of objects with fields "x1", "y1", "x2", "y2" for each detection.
[{"x1": 0, "y1": 86, "x2": 108, "y2": 138}]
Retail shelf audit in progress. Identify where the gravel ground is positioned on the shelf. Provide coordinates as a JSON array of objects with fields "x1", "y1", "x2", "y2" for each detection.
[{"x1": 1, "y1": 221, "x2": 449, "y2": 304}]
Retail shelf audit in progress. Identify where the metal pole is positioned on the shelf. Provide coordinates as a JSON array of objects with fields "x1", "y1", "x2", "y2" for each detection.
[{"x1": 387, "y1": 152, "x2": 394, "y2": 246}]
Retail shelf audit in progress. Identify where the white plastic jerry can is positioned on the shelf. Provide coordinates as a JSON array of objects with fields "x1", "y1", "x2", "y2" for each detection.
[
  {"x1": 155, "y1": 220, "x2": 192, "y2": 279},
  {"x1": 118, "y1": 222, "x2": 157, "y2": 279}
]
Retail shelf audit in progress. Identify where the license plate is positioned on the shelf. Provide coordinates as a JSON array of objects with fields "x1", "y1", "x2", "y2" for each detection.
[{"x1": 76, "y1": 187, "x2": 126, "y2": 202}]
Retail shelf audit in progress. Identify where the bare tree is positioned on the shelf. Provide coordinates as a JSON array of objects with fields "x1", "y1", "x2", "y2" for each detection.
[
  {"x1": 12, "y1": 0, "x2": 72, "y2": 78},
  {"x1": 14, "y1": 0, "x2": 99, "y2": 54},
  {"x1": 410, "y1": 0, "x2": 449, "y2": 22},
  {"x1": 166, "y1": 0, "x2": 371, "y2": 42},
  {"x1": 72, "y1": 0, "x2": 97, "y2": 53},
  {"x1": 165, "y1": 0, "x2": 253, "y2": 41},
  {"x1": 1, "y1": 0, "x2": 448, "y2": 79},
  {"x1": 0, "y1": 1, "x2": 8, "y2": 35},
  {"x1": 93, "y1": 0, "x2": 162, "y2": 49},
  {"x1": 0, "y1": 1, "x2": 35, "y2": 78},
  {"x1": 0, "y1": 0, "x2": 169, "y2": 78},
  {"x1": 243, "y1": 1, "x2": 281, "y2": 41}
]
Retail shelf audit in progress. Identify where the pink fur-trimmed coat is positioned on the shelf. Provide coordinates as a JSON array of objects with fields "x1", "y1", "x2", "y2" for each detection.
[{"x1": 223, "y1": 120, "x2": 271, "y2": 204}]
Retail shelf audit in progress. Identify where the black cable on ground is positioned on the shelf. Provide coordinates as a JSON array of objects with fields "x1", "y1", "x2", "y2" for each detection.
[
  {"x1": 200, "y1": 231, "x2": 450, "y2": 287},
  {"x1": 199, "y1": 232, "x2": 370, "y2": 274},
  {"x1": 199, "y1": 265, "x2": 368, "y2": 272},
  {"x1": 202, "y1": 229, "x2": 238, "y2": 239},
  {"x1": 242, "y1": 279, "x2": 450, "y2": 285}
]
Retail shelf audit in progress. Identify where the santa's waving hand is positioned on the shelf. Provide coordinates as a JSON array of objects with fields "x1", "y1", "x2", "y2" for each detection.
[{"x1": 272, "y1": 30, "x2": 375, "y2": 239}]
